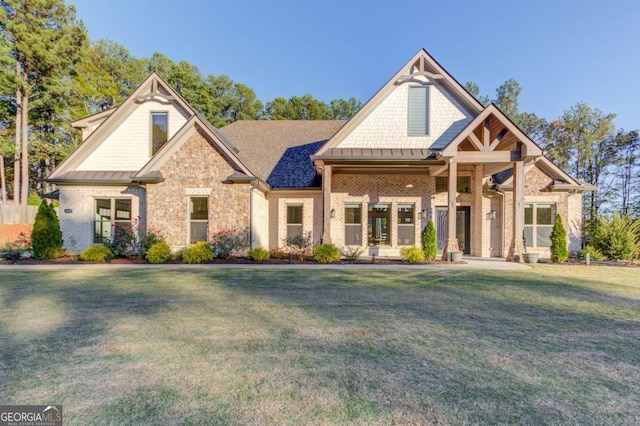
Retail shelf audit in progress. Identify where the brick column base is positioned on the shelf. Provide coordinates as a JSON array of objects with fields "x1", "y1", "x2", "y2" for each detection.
[
  {"x1": 441, "y1": 238, "x2": 460, "y2": 261},
  {"x1": 506, "y1": 238, "x2": 525, "y2": 262}
]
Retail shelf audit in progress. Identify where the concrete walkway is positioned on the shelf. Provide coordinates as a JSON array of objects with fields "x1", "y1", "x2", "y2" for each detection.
[{"x1": 0, "y1": 257, "x2": 530, "y2": 272}]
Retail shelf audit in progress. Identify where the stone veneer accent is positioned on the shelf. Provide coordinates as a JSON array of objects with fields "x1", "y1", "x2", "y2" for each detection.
[
  {"x1": 58, "y1": 185, "x2": 145, "y2": 252},
  {"x1": 146, "y1": 128, "x2": 250, "y2": 248},
  {"x1": 337, "y1": 77, "x2": 472, "y2": 149}
]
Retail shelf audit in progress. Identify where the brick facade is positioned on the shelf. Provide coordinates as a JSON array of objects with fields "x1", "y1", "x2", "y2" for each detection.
[{"x1": 146, "y1": 128, "x2": 251, "y2": 248}]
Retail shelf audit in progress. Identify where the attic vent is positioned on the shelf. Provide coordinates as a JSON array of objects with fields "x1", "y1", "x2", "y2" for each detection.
[{"x1": 408, "y1": 86, "x2": 429, "y2": 135}]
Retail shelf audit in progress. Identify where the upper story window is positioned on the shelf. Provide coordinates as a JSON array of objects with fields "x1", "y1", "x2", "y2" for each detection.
[
  {"x1": 408, "y1": 86, "x2": 429, "y2": 136},
  {"x1": 151, "y1": 112, "x2": 168, "y2": 155}
]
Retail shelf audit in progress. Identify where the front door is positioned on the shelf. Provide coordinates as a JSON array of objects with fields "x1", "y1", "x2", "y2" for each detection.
[{"x1": 436, "y1": 206, "x2": 471, "y2": 254}]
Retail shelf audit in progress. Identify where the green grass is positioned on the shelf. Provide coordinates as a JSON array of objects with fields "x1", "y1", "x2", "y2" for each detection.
[{"x1": 1, "y1": 264, "x2": 639, "y2": 425}]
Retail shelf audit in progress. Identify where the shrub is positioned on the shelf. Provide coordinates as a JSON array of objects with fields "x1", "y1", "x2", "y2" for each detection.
[
  {"x1": 341, "y1": 246, "x2": 365, "y2": 262},
  {"x1": 80, "y1": 245, "x2": 113, "y2": 262},
  {"x1": 108, "y1": 218, "x2": 165, "y2": 258},
  {"x1": 181, "y1": 241, "x2": 214, "y2": 264},
  {"x1": 27, "y1": 190, "x2": 41, "y2": 206},
  {"x1": 0, "y1": 233, "x2": 32, "y2": 261},
  {"x1": 312, "y1": 243, "x2": 340, "y2": 264},
  {"x1": 31, "y1": 200, "x2": 64, "y2": 259},
  {"x1": 590, "y1": 213, "x2": 640, "y2": 261},
  {"x1": 145, "y1": 242, "x2": 173, "y2": 264},
  {"x1": 421, "y1": 220, "x2": 438, "y2": 261},
  {"x1": 550, "y1": 214, "x2": 568, "y2": 263},
  {"x1": 286, "y1": 232, "x2": 313, "y2": 249},
  {"x1": 577, "y1": 245, "x2": 604, "y2": 261},
  {"x1": 401, "y1": 246, "x2": 426, "y2": 263},
  {"x1": 247, "y1": 247, "x2": 270, "y2": 261},
  {"x1": 211, "y1": 228, "x2": 248, "y2": 259},
  {"x1": 269, "y1": 248, "x2": 287, "y2": 259},
  {"x1": 280, "y1": 232, "x2": 313, "y2": 260}
]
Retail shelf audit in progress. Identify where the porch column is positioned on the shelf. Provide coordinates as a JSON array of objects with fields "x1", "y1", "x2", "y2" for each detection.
[
  {"x1": 442, "y1": 161, "x2": 459, "y2": 260},
  {"x1": 322, "y1": 164, "x2": 332, "y2": 244},
  {"x1": 506, "y1": 161, "x2": 525, "y2": 262}
]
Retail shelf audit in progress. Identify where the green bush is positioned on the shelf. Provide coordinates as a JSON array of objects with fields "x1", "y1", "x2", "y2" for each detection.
[
  {"x1": 140, "y1": 230, "x2": 165, "y2": 257},
  {"x1": 145, "y1": 242, "x2": 173, "y2": 264},
  {"x1": 312, "y1": 243, "x2": 340, "y2": 264},
  {"x1": 80, "y1": 245, "x2": 113, "y2": 262},
  {"x1": 550, "y1": 214, "x2": 568, "y2": 263},
  {"x1": 31, "y1": 200, "x2": 64, "y2": 259},
  {"x1": 421, "y1": 220, "x2": 438, "y2": 261},
  {"x1": 27, "y1": 190, "x2": 41, "y2": 206},
  {"x1": 590, "y1": 213, "x2": 640, "y2": 261},
  {"x1": 341, "y1": 246, "x2": 365, "y2": 261},
  {"x1": 181, "y1": 241, "x2": 214, "y2": 264},
  {"x1": 401, "y1": 246, "x2": 426, "y2": 263},
  {"x1": 577, "y1": 245, "x2": 604, "y2": 261},
  {"x1": 247, "y1": 247, "x2": 270, "y2": 261}
]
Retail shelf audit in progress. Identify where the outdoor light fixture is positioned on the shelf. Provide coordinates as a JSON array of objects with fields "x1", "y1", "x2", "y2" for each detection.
[
  {"x1": 330, "y1": 208, "x2": 336, "y2": 218},
  {"x1": 489, "y1": 210, "x2": 497, "y2": 220},
  {"x1": 420, "y1": 209, "x2": 428, "y2": 219}
]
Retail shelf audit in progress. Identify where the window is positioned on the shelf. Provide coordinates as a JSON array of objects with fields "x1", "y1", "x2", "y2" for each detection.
[
  {"x1": 524, "y1": 203, "x2": 555, "y2": 248},
  {"x1": 435, "y1": 176, "x2": 471, "y2": 193},
  {"x1": 368, "y1": 204, "x2": 390, "y2": 245},
  {"x1": 287, "y1": 204, "x2": 303, "y2": 240},
  {"x1": 344, "y1": 204, "x2": 362, "y2": 245},
  {"x1": 151, "y1": 112, "x2": 168, "y2": 155},
  {"x1": 408, "y1": 86, "x2": 429, "y2": 135},
  {"x1": 94, "y1": 198, "x2": 131, "y2": 244},
  {"x1": 397, "y1": 204, "x2": 415, "y2": 245},
  {"x1": 189, "y1": 197, "x2": 208, "y2": 243}
]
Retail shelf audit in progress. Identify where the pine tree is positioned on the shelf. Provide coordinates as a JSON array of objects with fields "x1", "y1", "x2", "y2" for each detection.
[
  {"x1": 421, "y1": 220, "x2": 438, "y2": 261},
  {"x1": 31, "y1": 200, "x2": 64, "y2": 259},
  {"x1": 550, "y1": 214, "x2": 568, "y2": 263}
]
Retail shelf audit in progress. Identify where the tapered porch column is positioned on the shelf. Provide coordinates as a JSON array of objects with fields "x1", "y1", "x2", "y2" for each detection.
[
  {"x1": 506, "y1": 161, "x2": 525, "y2": 262},
  {"x1": 322, "y1": 164, "x2": 332, "y2": 244},
  {"x1": 442, "y1": 161, "x2": 459, "y2": 260}
]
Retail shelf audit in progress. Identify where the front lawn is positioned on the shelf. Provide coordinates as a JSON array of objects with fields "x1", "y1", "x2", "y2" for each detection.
[{"x1": 1, "y1": 265, "x2": 639, "y2": 425}]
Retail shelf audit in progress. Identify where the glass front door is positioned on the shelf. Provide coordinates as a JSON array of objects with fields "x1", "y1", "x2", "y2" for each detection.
[{"x1": 436, "y1": 206, "x2": 471, "y2": 254}]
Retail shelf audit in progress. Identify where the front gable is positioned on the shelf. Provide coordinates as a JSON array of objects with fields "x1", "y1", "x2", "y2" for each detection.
[
  {"x1": 49, "y1": 73, "x2": 195, "y2": 179},
  {"x1": 317, "y1": 49, "x2": 484, "y2": 155}
]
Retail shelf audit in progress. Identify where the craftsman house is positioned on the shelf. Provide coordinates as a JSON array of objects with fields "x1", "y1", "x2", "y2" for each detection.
[{"x1": 47, "y1": 48, "x2": 593, "y2": 260}]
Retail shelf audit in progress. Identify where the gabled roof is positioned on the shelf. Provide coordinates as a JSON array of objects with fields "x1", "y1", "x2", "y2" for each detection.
[
  {"x1": 315, "y1": 48, "x2": 485, "y2": 156},
  {"x1": 134, "y1": 115, "x2": 254, "y2": 181},
  {"x1": 494, "y1": 157, "x2": 596, "y2": 192},
  {"x1": 440, "y1": 103, "x2": 543, "y2": 159},
  {"x1": 49, "y1": 72, "x2": 197, "y2": 180},
  {"x1": 220, "y1": 120, "x2": 345, "y2": 188}
]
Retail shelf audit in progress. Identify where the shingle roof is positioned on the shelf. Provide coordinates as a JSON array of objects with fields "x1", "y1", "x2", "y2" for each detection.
[{"x1": 220, "y1": 120, "x2": 346, "y2": 188}]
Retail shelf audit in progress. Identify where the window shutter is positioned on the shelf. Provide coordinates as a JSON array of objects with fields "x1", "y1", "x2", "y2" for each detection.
[{"x1": 408, "y1": 86, "x2": 429, "y2": 135}]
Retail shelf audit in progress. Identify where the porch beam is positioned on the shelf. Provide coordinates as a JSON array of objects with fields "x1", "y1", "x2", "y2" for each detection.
[
  {"x1": 483, "y1": 118, "x2": 491, "y2": 148},
  {"x1": 506, "y1": 161, "x2": 525, "y2": 262},
  {"x1": 442, "y1": 162, "x2": 459, "y2": 260},
  {"x1": 455, "y1": 151, "x2": 521, "y2": 163},
  {"x1": 322, "y1": 165, "x2": 332, "y2": 244}
]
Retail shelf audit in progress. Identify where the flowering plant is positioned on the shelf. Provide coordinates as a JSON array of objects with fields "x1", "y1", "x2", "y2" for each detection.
[
  {"x1": 210, "y1": 228, "x2": 247, "y2": 259},
  {"x1": 108, "y1": 217, "x2": 165, "y2": 257},
  {"x1": 0, "y1": 232, "x2": 32, "y2": 261}
]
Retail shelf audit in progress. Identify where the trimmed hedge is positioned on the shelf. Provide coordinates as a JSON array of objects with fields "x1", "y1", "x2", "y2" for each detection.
[{"x1": 80, "y1": 245, "x2": 113, "y2": 262}]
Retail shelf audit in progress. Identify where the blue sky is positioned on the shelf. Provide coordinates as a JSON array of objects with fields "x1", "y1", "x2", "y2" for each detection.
[{"x1": 70, "y1": 0, "x2": 639, "y2": 130}]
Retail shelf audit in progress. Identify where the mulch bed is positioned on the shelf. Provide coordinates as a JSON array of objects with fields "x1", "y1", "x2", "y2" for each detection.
[{"x1": 1, "y1": 256, "x2": 457, "y2": 266}]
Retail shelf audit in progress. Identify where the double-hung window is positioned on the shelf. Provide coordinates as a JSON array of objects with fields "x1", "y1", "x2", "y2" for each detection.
[
  {"x1": 189, "y1": 197, "x2": 209, "y2": 243},
  {"x1": 524, "y1": 203, "x2": 555, "y2": 248},
  {"x1": 287, "y1": 204, "x2": 303, "y2": 240},
  {"x1": 151, "y1": 112, "x2": 168, "y2": 155},
  {"x1": 94, "y1": 198, "x2": 132, "y2": 244},
  {"x1": 397, "y1": 204, "x2": 415, "y2": 245},
  {"x1": 344, "y1": 204, "x2": 362, "y2": 245},
  {"x1": 408, "y1": 86, "x2": 429, "y2": 135}
]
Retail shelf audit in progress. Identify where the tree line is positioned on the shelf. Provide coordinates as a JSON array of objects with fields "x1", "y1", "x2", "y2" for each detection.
[
  {"x1": 0, "y1": 0, "x2": 363, "y2": 221},
  {"x1": 1, "y1": 0, "x2": 638, "y2": 238}
]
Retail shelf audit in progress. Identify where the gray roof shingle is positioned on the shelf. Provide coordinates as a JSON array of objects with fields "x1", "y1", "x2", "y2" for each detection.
[{"x1": 220, "y1": 120, "x2": 346, "y2": 188}]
